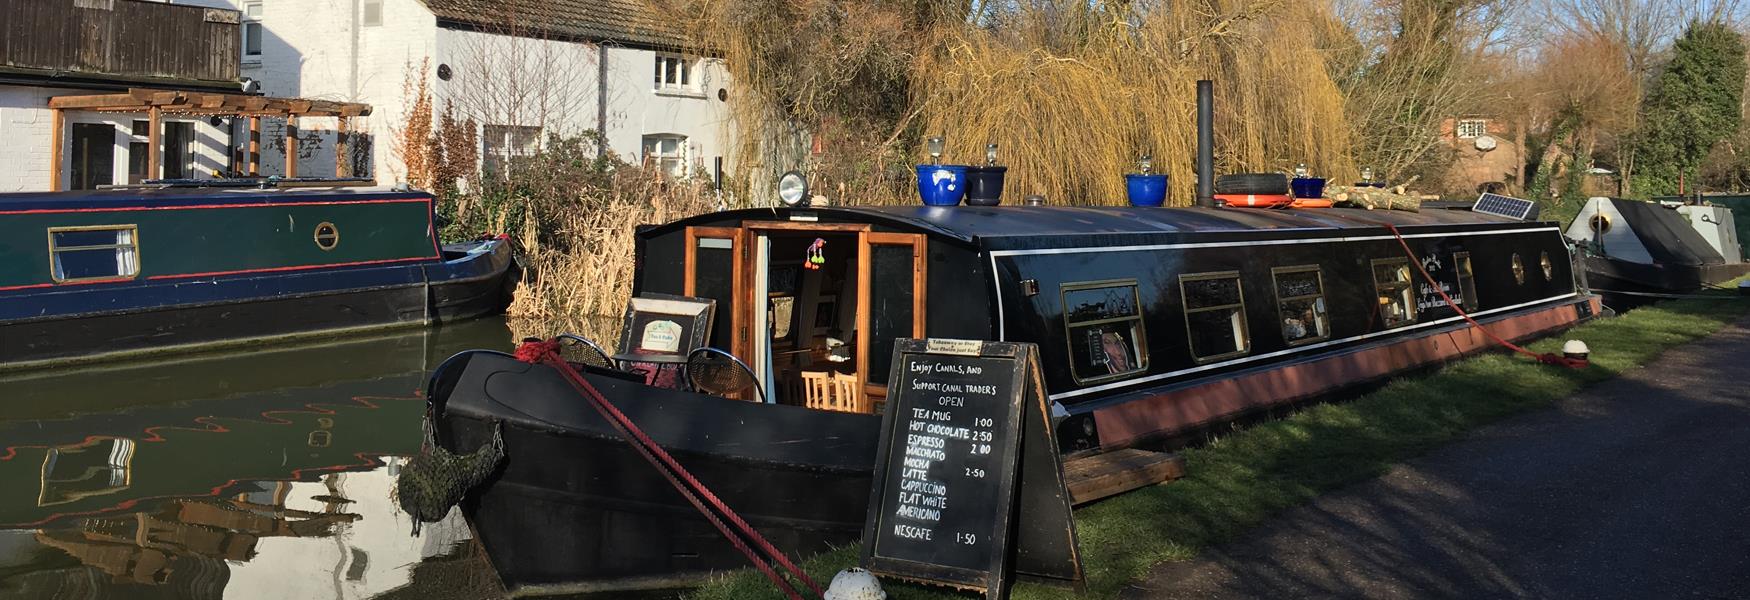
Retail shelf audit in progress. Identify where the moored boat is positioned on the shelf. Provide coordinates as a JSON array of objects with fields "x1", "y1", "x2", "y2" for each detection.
[
  {"x1": 429, "y1": 199, "x2": 1601, "y2": 593},
  {"x1": 1566, "y1": 196, "x2": 1750, "y2": 301},
  {"x1": 0, "y1": 182, "x2": 515, "y2": 370}
]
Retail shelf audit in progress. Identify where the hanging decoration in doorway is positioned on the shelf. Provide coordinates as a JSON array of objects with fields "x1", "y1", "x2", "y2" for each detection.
[{"x1": 804, "y1": 238, "x2": 827, "y2": 270}]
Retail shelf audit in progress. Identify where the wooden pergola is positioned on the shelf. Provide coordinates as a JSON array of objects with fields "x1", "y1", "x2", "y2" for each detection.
[{"x1": 47, "y1": 88, "x2": 373, "y2": 191}]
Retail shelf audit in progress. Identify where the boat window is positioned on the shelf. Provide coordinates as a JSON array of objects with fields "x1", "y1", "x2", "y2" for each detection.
[
  {"x1": 1373, "y1": 258, "x2": 1417, "y2": 328},
  {"x1": 1454, "y1": 252, "x2": 1478, "y2": 311},
  {"x1": 1272, "y1": 266, "x2": 1328, "y2": 345},
  {"x1": 48, "y1": 226, "x2": 140, "y2": 282},
  {"x1": 1061, "y1": 280, "x2": 1147, "y2": 384},
  {"x1": 314, "y1": 222, "x2": 340, "y2": 250},
  {"x1": 1180, "y1": 271, "x2": 1250, "y2": 361}
]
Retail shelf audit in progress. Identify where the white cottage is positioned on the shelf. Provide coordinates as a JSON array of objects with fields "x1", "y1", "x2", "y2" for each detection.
[{"x1": 199, "y1": 0, "x2": 734, "y2": 184}]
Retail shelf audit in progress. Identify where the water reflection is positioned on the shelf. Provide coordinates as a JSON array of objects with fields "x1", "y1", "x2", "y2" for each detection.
[{"x1": 0, "y1": 321, "x2": 509, "y2": 600}]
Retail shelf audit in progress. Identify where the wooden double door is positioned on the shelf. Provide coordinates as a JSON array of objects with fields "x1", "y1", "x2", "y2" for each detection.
[{"x1": 682, "y1": 222, "x2": 926, "y2": 410}]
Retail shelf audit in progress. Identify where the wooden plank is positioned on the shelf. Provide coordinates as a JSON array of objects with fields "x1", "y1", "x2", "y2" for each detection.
[
  {"x1": 49, "y1": 109, "x2": 63, "y2": 192},
  {"x1": 146, "y1": 106, "x2": 161, "y2": 181},
  {"x1": 284, "y1": 115, "x2": 298, "y2": 178},
  {"x1": 248, "y1": 116, "x2": 259, "y2": 176},
  {"x1": 1063, "y1": 449, "x2": 1186, "y2": 506},
  {"x1": 47, "y1": 93, "x2": 139, "y2": 110}
]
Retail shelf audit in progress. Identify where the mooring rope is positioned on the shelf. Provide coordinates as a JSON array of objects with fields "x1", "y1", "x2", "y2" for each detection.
[
  {"x1": 514, "y1": 339, "x2": 824, "y2": 600},
  {"x1": 1380, "y1": 223, "x2": 1588, "y2": 369}
]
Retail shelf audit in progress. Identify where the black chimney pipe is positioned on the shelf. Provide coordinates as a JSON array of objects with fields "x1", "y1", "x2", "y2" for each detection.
[{"x1": 1195, "y1": 80, "x2": 1215, "y2": 208}]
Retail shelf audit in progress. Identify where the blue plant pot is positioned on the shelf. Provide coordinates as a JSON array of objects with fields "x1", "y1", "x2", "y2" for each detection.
[
  {"x1": 1291, "y1": 177, "x2": 1327, "y2": 199},
  {"x1": 1125, "y1": 174, "x2": 1168, "y2": 207},
  {"x1": 916, "y1": 165, "x2": 969, "y2": 206}
]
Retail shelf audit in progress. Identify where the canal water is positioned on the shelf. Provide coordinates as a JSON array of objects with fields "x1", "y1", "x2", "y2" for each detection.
[{"x1": 0, "y1": 319, "x2": 700, "y2": 599}]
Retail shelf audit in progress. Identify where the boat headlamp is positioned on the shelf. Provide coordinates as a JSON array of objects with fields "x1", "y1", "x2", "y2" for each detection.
[{"x1": 778, "y1": 170, "x2": 809, "y2": 207}]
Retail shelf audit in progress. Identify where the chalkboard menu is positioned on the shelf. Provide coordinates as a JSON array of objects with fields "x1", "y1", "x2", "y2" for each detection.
[{"x1": 861, "y1": 339, "x2": 1082, "y2": 599}]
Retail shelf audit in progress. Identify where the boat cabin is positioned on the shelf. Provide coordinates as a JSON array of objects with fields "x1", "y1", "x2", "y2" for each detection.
[{"x1": 634, "y1": 204, "x2": 1584, "y2": 441}]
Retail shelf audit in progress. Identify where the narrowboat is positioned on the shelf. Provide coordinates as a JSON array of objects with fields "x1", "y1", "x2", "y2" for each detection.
[
  {"x1": 0, "y1": 183, "x2": 515, "y2": 370},
  {"x1": 1566, "y1": 196, "x2": 1750, "y2": 300},
  {"x1": 428, "y1": 201, "x2": 1601, "y2": 593}
]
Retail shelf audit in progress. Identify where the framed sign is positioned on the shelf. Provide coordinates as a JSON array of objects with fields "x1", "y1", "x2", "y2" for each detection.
[
  {"x1": 861, "y1": 339, "x2": 1082, "y2": 599},
  {"x1": 615, "y1": 293, "x2": 716, "y2": 355}
]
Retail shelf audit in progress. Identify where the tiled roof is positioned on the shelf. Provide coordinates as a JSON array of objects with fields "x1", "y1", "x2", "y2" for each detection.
[{"x1": 419, "y1": 0, "x2": 690, "y2": 50}]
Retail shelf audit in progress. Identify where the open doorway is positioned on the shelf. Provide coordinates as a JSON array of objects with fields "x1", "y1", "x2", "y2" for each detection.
[{"x1": 757, "y1": 231, "x2": 861, "y2": 409}]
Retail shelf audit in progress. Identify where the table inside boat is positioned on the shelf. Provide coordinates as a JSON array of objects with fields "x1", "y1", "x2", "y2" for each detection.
[{"x1": 611, "y1": 352, "x2": 687, "y2": 390}]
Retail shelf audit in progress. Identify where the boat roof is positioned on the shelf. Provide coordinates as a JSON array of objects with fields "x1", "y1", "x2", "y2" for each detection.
[
  {"x1": 649, "y1": 205, "x2": 1547, "y2": 247},
  {"x1": 0, "y1": 186, "x2": 431, "y2": 212}
]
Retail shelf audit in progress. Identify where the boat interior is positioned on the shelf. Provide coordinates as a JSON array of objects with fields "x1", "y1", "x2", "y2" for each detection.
[{"x1": 680, "y1": 222, "x2": 927, "y2": 415}]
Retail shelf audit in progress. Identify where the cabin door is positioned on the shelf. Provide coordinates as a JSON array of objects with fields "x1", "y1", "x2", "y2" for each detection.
[
  {"x1": 855, "y1": 232, "x2": 927, "y2": 413},
  {"x1": 682, "y1": 226, "x2": 746, "y2": 359}
]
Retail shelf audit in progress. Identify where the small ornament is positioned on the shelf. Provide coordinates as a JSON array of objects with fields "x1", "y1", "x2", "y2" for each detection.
[{"x1": 805, "y1": 238, "x2": 827, "y2": 270}]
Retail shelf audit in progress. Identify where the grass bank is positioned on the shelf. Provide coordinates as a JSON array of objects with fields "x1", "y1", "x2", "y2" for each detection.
[{"x1": 688, "y1": 292, "x2": 1750, "y2": 600}]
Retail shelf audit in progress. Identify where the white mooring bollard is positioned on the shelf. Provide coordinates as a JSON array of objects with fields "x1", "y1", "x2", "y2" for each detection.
[{"x1": 824, "y1": 567, "x2": 887, "y2": 600}]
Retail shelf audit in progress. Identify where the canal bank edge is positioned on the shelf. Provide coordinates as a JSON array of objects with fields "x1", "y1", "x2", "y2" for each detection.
[{"x1": 685, "y1": 288, "x2": 1750, "y2": 600}]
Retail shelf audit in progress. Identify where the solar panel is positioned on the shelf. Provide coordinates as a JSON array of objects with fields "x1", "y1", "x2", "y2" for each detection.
[{"x1": 1471, "y1": 193, "x2": 1538, "y2": 221}]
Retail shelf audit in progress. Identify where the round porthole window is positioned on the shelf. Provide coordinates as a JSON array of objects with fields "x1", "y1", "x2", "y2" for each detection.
[
  {"x1": 1540, "y1": 251, "x2": 1553, "y2": 281},
  {"x1": 314, "y1": 222, "x2": 340, "y2": 251},
  {"x1": 1511, "y1": 253, "x2": 1525, "y2": 285},
  {"x1": 1588, "y1": 213, "x2": 1612, "y2": 234}
]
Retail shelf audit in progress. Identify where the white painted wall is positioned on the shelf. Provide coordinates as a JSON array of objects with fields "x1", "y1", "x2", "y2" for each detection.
[
  {"x1": 0, "y1": 85, "x2": 231, "y2": 192},
  {"x1": 601, "y1": 47, "x2": 733, "y2": 180}
]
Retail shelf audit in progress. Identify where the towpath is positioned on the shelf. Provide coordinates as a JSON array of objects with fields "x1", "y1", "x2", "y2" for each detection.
[{"x1": 1124, "y1": 318, "x2": 1750, "y2": 599}]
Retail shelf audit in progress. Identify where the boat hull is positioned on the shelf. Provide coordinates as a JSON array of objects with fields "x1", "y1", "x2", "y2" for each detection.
[
  {"x1": 0, "y1": 239, "x2": 513, "y2": 370},
  {"x1": 1580, "y1": 253, "x2": 1750, "y2": 298},
  {"x1": 430, "y1": 351, "x2": 877, "y2": 594}
]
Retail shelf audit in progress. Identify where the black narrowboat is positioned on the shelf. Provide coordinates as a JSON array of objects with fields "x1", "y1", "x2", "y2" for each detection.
[
  {"x1": 0, "y1": 184, "x2": 515, "y2": 370},
  {"x1": 429, "y1": 202, "x2": 1600, "y2": 593}
]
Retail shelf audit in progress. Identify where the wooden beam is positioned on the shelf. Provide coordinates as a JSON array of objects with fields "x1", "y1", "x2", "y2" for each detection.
[
  {"x1": 285, "y1": 116, "x2": 298, "y2": 178},
  {"x1": 1064, "y1": 449, "x2": 1187, "y2": 506},
  {"x1": 248, "y1": 116, "x2": 260, "y2": 176},
  {"x1": 147, "y1": 106, "x2": 161, "y2": 181},
  {"x1": 47, "y1": 93, "x2": 139, "y2": 110},
  {"x1": 49, "y1": 109, "x2": 64, "y2": 191},
  {"x1": 335, "y1": 116, "x2": 350, "y2": 178}
]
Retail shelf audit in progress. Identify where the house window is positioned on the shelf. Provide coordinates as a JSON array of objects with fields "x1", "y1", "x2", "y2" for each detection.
[
  {"x1": 1181, "y1": 271, "x2": 1249, "y2": 361},
  {"x1": 654, "y1": 54, "x2": 692, "y2": 90},
  {"x1": 1061, "y1": 280, "x2": 1147, "y2": 384},
  {"x1": 1272, "y1": 266, "x2": 1328, "y2": 345},
  {"x1": 642, "y1": 134, "x2": 688, "y2": 178},
  {"x1": 1454, "y1": 252, "x2": 1478, "y2": 311},
  {"x1": 362, "y1": 0, "x2": 383, "y2": 26},
  {"x1": 242, "y1": 2, "x2": 263, "y2": 60},
  {"x1": 1456, "y1": 119, "x2": 1487, "y2": 139},
  {"x1": 481, "y1": 125, "x2": 541, "y2": 178},
  {"x1": 1373, "y1": 258, "x2": 1417, "y2": 328},
  {"x1": 49, "y1": 226, "x2": 139, "y2": 282}
]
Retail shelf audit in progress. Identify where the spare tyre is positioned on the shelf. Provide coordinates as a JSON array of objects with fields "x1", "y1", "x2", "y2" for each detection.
[{"x1": 1215, "y1": 173, "x2": 1290, "y2": 195}]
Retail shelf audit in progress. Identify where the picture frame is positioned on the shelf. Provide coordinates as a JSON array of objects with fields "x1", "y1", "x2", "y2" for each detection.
[{"x1": 616, "y1": 293, "x2": 716, "y2": 355}]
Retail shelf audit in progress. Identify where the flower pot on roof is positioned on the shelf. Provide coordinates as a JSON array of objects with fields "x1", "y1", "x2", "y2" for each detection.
[
  {"x1": 1125, "y1": 154, "x2": 1168, "y2": 207},
  {"x1": 965, "y1": 143, "x2": 1007, "y2": 206},
  {"x1": 1291, "y1": 163, "x2": 1327, "y2": 199},
  {"x1": 915, "y1": 135, "x2": 969, "y2": 206}
]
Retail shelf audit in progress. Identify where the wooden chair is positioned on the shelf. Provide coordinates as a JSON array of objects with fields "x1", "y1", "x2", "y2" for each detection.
[
  {"x1": 832, "y1": 372, "x2": 863, "y2": 414},
  {"x1": 801, "y1": 371, "x2": 836, "y2": 411}
]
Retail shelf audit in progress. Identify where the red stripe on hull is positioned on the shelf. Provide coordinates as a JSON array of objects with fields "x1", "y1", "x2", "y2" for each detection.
[{"x1": 1092, "y1": 296, "x2": 1601, "y2": 449}]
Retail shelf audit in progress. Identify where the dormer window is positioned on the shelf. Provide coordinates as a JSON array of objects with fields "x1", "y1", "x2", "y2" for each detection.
[{"x1": 654, "y1": 54, "x2": 692, "y2": 91}]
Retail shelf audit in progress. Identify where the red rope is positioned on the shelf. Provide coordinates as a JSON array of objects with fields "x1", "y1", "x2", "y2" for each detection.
[
  {"x1": 515, "y1": 341, "x2": 824, "y2": 599},
  {"x1": 1381, "y1": 223, "x2": 1587, "y2": 369}
]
